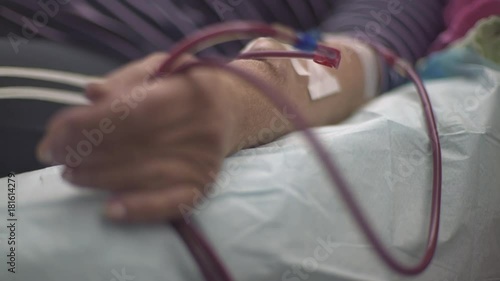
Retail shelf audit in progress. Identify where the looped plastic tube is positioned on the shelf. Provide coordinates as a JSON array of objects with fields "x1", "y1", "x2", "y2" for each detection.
[{"x1": 158, "y1": 21, "x2": 442, "y2": 281}]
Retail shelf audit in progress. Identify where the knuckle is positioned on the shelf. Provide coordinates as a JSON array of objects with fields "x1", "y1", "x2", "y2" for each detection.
[
  {"x1": 175, "y1": 53, "x2": 196, "y2": 66},
  {"x1": 85, "y1": 82, "x2": 104, "y2": 94},
  {"x1": 122, "y1": 200, "x2": 146, "y2": 219},
  {"x1": 60, "y1": 112, "x2": 82, "y2": 129},
  {"x1": 143, "y1": 52, "x2": 171, "y2": 73},
  {"x1": 66, "y1": 168, "x2": 90, "y2": 186},
  {"x1": 88, "y1": 80, "x2": 117, "y2": 97}
]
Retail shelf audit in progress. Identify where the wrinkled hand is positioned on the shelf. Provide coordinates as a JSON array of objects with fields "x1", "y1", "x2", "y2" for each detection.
[{"x1": 37, "y1": 53, "x2": 240, "y2": 223}]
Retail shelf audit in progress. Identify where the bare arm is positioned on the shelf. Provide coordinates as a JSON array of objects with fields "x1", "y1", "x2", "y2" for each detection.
[
  {"x1": 36, "y1": 36, "x2": 380, "y2": 222},
  {"x1": 223, "y1": 37, "x2": 379, "y2": 154}
]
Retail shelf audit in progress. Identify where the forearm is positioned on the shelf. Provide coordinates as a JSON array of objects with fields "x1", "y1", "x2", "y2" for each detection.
[{"x1": 222, "y1": 38, "x2": 380, "y2": 154}]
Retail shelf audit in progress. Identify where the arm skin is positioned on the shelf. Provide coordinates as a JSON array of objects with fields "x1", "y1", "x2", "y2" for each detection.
[
  {"x1": 36, "y1": 37, "x2": 379, "y2": 223},
  {"x1": 225, "y1": 37, "x2": 378, "y2": 154}
]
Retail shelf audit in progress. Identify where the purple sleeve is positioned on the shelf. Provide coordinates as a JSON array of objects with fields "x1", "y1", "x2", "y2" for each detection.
[{"x1": 321, "y1": 0, "x2": 447, "y2": 91}]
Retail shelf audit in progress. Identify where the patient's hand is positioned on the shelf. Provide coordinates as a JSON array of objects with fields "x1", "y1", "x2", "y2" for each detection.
[
  {"x1": 36, "y1": 53, "x2": 241, "y2": 222},
  {"x1": 36, "y1": 37, "x2": 373, "y2": 223}
]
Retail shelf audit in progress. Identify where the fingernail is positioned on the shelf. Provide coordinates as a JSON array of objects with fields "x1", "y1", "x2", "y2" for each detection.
[{"x1": 105, "y1": 202, "x2": 127, "y2": 221}]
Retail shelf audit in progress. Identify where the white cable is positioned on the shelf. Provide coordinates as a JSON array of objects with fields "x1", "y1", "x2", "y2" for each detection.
[
  {"x1": 0, "y1": 67, "x2": 100, "y2": 88},
  {"x1": 0, "y1": 87, "x2": 90, "y2": 105}
]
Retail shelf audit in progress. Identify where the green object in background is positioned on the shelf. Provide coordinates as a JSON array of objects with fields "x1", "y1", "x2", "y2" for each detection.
[{"x1": 458, "y1": 16, "x2": 500, "y2": 65}]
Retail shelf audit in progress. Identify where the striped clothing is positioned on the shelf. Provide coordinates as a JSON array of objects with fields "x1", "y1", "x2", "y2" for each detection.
[{"x1": 1, "y1": 0, "x2": 448, "y2": 90}]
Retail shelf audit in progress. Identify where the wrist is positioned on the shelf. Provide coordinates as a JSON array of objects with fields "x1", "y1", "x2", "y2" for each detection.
[
  {"x1": 179, "y1": 66, "x2": 245, "y2": 157},
  {"x1": 224, "y1": 59, "x2": 297, "y2": 154}
]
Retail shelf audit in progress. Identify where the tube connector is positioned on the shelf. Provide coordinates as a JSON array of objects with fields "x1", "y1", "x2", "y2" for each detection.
[
  {"x1": 295, "y1": 32, "x2": 341, "y2": 69},
  {"x1": 314, "y1": 45, "x2": 341, "y2": 69}
]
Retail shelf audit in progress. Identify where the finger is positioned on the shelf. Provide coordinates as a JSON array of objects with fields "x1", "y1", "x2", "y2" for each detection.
[
  {"x1": 56, "y1": 111, "x2": 215, "y2": 169},
  {"x1": 90, "y1": 68, "x2": 210, "y2": 136},
  {"x1": 62, "y1": 163, "x2": 138, "y2": 190},
  {"x1": 71, "y1": 137, "x2": 174, "y2": 170},
  {"x1": 85, "y1": 82, "x2": 108, "y2": 103},
  {"x1": 37, "y1": 83, "x2": 189, "y2": 167},
  {"x1": 37, "y1": 58, "x2": 211, "y2": 165},
  {"x1": 64, "y1": 156, "x2": 208, "y2": 191},
  {"x1": 102, "y1": 52, "x2": 195, "y2": 90},
  {"x1": 83, "y1": 73, "x2": 196, "y2": 133},
  {"x1": 66, "y1": 140, "x2": 142, "y2": 169},
  {"x1": 37, "y1": 105, "x2": 94, "y2": 164},
  {"x1": 83, "y1": 75, "x2": 199, "y2": 137},
  {"x1": 105, "y1": 52, "x2": 169, "y2": 85},
  {"x1": 84, "y1": 53, "x2": 170, "y2": 103},
  {"x1": 104, "y1": 185, "x2": 201, "y2": 222},
  {"x1": 154, "y1": 53, "x2": 197, "y2": 75},
  {"x1": 37, "y1": 101, "x2": 116, "y2": 165},
  {"x1": 86, "y1": 52, "x2": 197, "y2": 103}
]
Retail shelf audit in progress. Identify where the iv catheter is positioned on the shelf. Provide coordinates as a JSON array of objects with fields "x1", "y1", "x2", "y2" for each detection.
[{"x1": 155, "y1": 21, "x2": 442, "y2": 281}]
